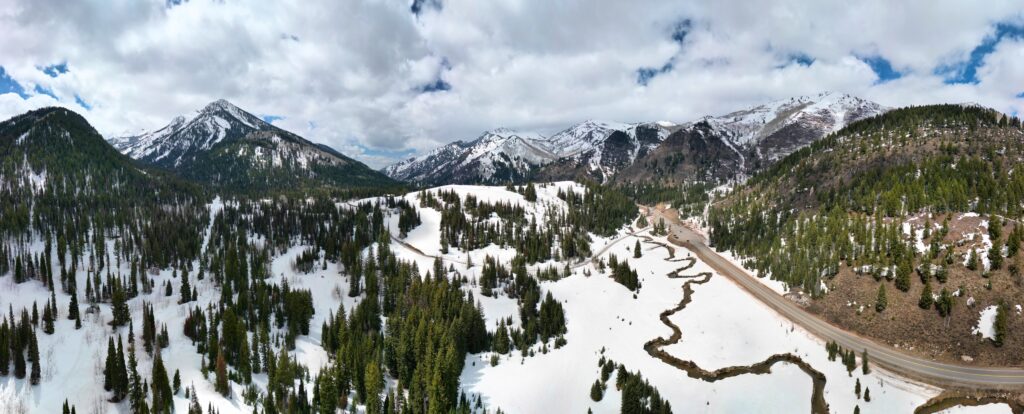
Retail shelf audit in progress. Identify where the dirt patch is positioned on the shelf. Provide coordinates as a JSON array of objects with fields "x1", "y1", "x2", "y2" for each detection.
[{"x1": 810, "y1": 214, "x2": 1024, "y2": 366}]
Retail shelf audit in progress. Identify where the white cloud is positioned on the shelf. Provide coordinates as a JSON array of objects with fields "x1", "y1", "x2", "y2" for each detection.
[{"x1": 0, "y1": 0, "x2": 1022, "y2": 168}]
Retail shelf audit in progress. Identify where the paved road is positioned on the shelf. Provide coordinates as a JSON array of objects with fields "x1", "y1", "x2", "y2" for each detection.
[{"x1": 649, "y1": 207, "x2": 1024, "y2": 390}]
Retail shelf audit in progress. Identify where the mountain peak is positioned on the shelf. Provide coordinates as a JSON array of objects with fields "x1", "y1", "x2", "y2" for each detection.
[{"x1": 204, "y1": 98, "x2": 239, "y2": 112}]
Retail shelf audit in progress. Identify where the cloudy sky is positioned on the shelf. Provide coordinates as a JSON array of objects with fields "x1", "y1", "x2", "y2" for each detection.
[{"x1": 1, "y1": 0, "x2": 1022, "y2": 168}]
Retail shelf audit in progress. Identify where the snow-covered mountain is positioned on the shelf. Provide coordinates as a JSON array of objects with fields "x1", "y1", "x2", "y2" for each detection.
[
  {"x1": 109, "y1": 99, "x2": 395, "y2": 193},
  {"x1": 536, "y1": 120, "x2": 676, "y2": 182},
  {"x1": 384, "y1": 92, "x2": 885, "y2": 186},
  {"x1": 692, "y1": 91, "x2": 888, "y2": 168},
  {"x1": 616, "y1": 92, "x2": 888, "y2": 184},
  {"x1": 383, "y1": 121, "x2": 676, "y2": 186},
  {"x1": 382, "y1": 128, "x2": 557, "y2": 186}
]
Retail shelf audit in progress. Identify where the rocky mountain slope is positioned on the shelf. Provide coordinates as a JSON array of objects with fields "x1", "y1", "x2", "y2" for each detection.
[
  {"x1": 382, "y1": 128, "x2": 555, "y2": 186},
  {"x1": 616, "y1": 92, "x2": 887, "y2": 184},
  {"x1": 386, "y1": 92, "x2": 885, "y2": 187},
  {"x1": 110, "y1": 100, "x2": 395, "y2": 194},
  {"x1": 384, "y1": 121, "x2": 676, "y2": 186}
]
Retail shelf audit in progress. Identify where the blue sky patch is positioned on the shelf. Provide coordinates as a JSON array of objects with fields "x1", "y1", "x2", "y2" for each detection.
[
  {"x1": 419, "y1": 78, "x2": 451, "y2": 93},
  {"x1": 636, "y1": 60, "x2": 674, "y2": 86},
  {"x1": 671, "y1": 19, "x2": 691, "y2": 45},
  {"x1": 75, "y1": 94, "x2": 92, "y2": 110},
  {"x1": 411, "y1": 0, "x2": 441, "y2": 16},
  {"x1": 790, "y1": 54, "x2": 815, "y2": 67},
  {"x1": 262, "y1": 114, "x2": 284, "y2": 124},
  {"x1": 361, "y1": 145, "x2": 416, "y2": 159},
  {"x1": 937, "y1": 23, "x2": 1024, "y2": 84},
  {"x1": 0, "y1": 67, "x2": 28, "y2": 98},
  {"x1": 34, "y1": 85, "x2": 57, "y2": 99},
  {"x1": 41, "y1": 63, "x2": 68, "y2": 78},
  {"x1": 859, "y1": 55, "x2": 901, "y2": 83}
]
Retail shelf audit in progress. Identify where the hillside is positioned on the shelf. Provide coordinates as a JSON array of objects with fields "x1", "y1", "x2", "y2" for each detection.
[
  {"x1": 110, "y1": 100, "x2": 397, "y2": 195},
  {"x1": 708, "y1": 105, "x2": 1024, "y2": 364},
  {"x1": 0, "y1": 107, "x2": 208, "y2": 267}
]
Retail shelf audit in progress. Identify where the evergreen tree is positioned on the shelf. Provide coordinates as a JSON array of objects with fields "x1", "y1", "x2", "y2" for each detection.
[
  {"x1": 28, "y1": 330, "x2": 40, "y2": 385},
  {"x1": 918, "y1": 281, "x2": 933, "y2": 309},
  {"x1": 875, "y1": 284, "x2": 887, "y2": 313},
  {"x1": 365, "y1": 360, "x2": 383, "y2": 414},
  {"x1": 936, "y1": 287, "x2": 954, "y2": 317},
  {"x1": 993, "y1": 302, "x2": 1008, "y2": 347},
  {"x1": 68, "y1": 290, "x2": 79, "y2": 322},
  {"x1": 215, "y1": 346, "x2": 229, "y2": 396},
  {"x1": 523, "y1": 182, "x2": 537, "y2": 202},
  {"x1": 861, "y1": 350, "x2": 870, "y2": 374},
  {"x1": 634, "y1": 240, "x2": 642, "y2": 258},
  {"x1": 967, "y1": 249, "x2": 979, "y2": 271},
  {"x1": 895, "y1": 258, "x2": 911, "y2": 292},
  {"x1": 590, "y1": 379, "x2": 604, "y2": 401},
  {"x1": 173, "y1": 369, "x2": 181, "y2": 395},
  {"x1": 179, "y1": 270, "x2": 192, "y2": 304},
  {"x1": 151, "y1": 352, "x2": 174, "y2": 413}
]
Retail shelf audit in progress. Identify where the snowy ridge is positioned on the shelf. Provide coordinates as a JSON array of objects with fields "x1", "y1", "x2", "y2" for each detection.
[
  {"x1": 383, "y1": 120, "x2": 673, "y2": 185},
  {"x1": 109, "y1": 99, "x2": 273, "y2": 167},
  {"x1": 384, "y1": 92, "x2": 884, "y2": 186},
  {"x1": 105, "y1": 99, "x2": 391, "y2": 191}
]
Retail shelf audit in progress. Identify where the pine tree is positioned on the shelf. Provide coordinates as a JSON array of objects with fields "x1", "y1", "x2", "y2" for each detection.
[
  {"x1": 590, "y1": 379, "x2": 604, "y2": 401},
  {"x1": 861, "y1": 349, "x2": 870, "y2": 374},
  {"x1": 151, "y1": 352, "x2": 173, "y2": 413},
  {"x1": 524, "y1": 182, "x2": 537, "y2": 202},
  {"x1": 215, "y1": 346, "x2": 229, "y2": 396},
  {"x1": 937, "y1": 287, "x2": 954, "y2": 317},
  {"x1": 854, "y1": 378, "x2": 861, "y2": 398},
  {"x1": 28, "y1": 330, "x2": 40, "y2": 385},
  {"x1": 104, "y1": 337, "x2": 116, "y2": 391},
  {"x1": 994, "y1": 302, "x2": 1008, "y2": 347},
  {"x1": 179, "y1": 270, "x2": 192, "y2": 304},
  {"x1": 967, "y1": 249, "x2": 979, "y2": 271},
  {"x1": 42, "y1": 302, "x2": 54, "y2": 335},
  {"x1": 173, "y1": 369, "x2": 181, "y2": 394},
  {"x1": 633, "y1": 240, "x2": 642, "y2": 258},
  {"x1": 919, "y1": 281, "x2": 933, "y2": 309},
  {"x1": 895, "y1": 258, "x2": 911, "y2": 292},
  {"x1": 875, "y1": 284, "x2": 887, "y2": 313},
  {"x1": 864, "y1": 387, "x2": 871, "y2": 402},
  {"x1": 365, "y1": 360, "x2": 383, "y2": 414},
  {"x1": 68, "y1": 290, "x2": 79, "y2": 322}
]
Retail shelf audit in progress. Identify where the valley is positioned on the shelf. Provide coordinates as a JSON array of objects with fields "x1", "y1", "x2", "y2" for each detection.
[{"x1": 1, "y1": 101, "x2": 1023, "y2": 414}]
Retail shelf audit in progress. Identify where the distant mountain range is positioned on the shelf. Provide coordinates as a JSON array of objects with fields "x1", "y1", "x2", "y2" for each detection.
[
  {"x1": 109, "y1": 99, "x2": 396, "y2": 194},
  {"x1": 383, "y1": 92, "x2": 888, "y2": 186}
]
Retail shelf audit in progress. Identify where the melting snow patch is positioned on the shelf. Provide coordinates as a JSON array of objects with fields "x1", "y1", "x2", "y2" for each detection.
[{"x1": 972, "y1": 305, "x2": 998, "y2": 340}]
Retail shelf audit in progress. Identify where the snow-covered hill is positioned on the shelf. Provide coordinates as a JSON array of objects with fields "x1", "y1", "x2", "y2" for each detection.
[{"x1": 108, "y1": 100, "x2": 394, "y2": 192}]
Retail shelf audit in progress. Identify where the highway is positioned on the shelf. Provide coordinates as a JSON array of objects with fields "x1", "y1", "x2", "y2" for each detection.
[{"x1": 650, "y1": 207, "x2": 1024, "y2": 390}]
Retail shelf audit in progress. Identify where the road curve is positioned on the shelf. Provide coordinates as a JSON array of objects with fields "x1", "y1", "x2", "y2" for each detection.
[{"x1": 652, "y1": 208, "x2": 1024, "y2": 390}]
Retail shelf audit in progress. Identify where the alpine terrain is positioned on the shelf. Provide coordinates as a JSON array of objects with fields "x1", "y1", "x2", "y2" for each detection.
[
  {"x1": 384, "y1": 92, "x2": 886, "y2": 187},
  {"x1": 110, "y1": 100, "x2": 396, "y2": 194}
]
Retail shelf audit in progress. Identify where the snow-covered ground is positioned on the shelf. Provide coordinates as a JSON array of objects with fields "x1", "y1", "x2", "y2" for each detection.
[
  {"x1": 0, "y1": 183, "x2": 1007, "y2": 413},
  {"x1": 455, "y1": 230, "x2": 943, "y2": 413}
]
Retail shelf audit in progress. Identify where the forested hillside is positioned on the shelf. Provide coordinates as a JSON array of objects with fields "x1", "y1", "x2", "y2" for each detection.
[{"x1": 708, "y1": 105, "x2": 1024, "y2": 362}]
